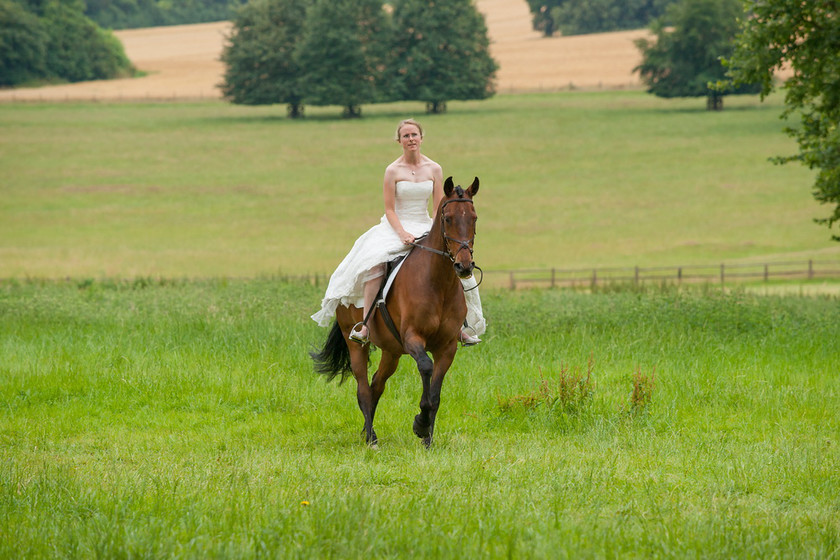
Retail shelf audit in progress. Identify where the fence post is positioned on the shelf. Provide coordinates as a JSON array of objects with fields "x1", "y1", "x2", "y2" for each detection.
[
  {"x1": 550, "y1": 268, "x2": 556, "y2": 288},
  {"x1": 634, "y1": 266, "x2": 640, "y2": 285},
  {"x1": 509, "y1": 271, "x2": 515, "y2": 290},
  {"x1": 720, "y1": 263, "x2": 725, "y2": 285},
  {"x1": 764, "y1": 264, "x2": 769, "y2": 282},
  {"x1": 678, "y1": 267, "x2": 682, "y2": 284},
  {"x1": 591, "y1": 269, "x2": 597, "y2": 288},
  {"x1": 809, "y1": 259, "x2": 814, "y2": 280}
]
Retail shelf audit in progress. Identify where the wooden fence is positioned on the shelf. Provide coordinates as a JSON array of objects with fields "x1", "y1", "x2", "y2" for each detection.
[{"x1": 481, "y1": 259, "x2": 840, "y2": 290}]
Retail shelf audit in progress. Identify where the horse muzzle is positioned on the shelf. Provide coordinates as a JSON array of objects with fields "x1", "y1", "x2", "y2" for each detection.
[{"x1": 453, "y1": 260, "x2": 475, "y2": 279}]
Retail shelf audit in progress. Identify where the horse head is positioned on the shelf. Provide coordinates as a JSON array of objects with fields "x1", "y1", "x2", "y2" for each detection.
[{"x1": 441, "y1": 176, "x2": 479, "y2": 279}]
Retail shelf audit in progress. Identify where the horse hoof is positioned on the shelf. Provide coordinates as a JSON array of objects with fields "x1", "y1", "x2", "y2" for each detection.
[
  {"x1": 361, "y1": 428, "x2": 378, "y2": 447},
  {"x1": 413, "y1": 415, "x2": 430, "y2": 439}
]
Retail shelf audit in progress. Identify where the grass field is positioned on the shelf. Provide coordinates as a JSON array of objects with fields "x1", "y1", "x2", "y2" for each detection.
[
  {"x1": 1, "y1": 278, "x2": 838, "y2": 557},
  {"x1": 2, "y1": 91, "x2": 838, "y2": 281},
  {"x1": 3, "y1": 9, "x2": 838, "y2": 556}
]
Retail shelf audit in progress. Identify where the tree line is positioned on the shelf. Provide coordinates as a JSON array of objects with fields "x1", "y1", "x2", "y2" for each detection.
[
  {"x1": 525, "y1": 0, "x2": 680, "y2": 37},
  {"x1": 85, "y1": 0, "x2": 680, "y2": 35},
  {"x1": 83, "y1": 0, "x2": 242, "y2": 30},
  {"x1": 1, "y1": 0, "x2": 134, "y2": 87},
  {"x1": 219, "y1": 0, "x2": 497, "y2": 117}
]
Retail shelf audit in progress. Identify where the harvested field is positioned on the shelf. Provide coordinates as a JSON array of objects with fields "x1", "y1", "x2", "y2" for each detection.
[{"x1": 0, "y1": 0, "x2": 650, "y2": 102}]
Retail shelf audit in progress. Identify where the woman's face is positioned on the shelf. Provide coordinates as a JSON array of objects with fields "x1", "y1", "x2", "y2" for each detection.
[{"x1": 398, "y1": 124, "x2": 422, "y2": 151}]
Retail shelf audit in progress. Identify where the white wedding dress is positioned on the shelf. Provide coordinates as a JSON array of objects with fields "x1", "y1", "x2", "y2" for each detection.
[{"x1": 311, "y1": 180, "x2": 485, "y2": 336}]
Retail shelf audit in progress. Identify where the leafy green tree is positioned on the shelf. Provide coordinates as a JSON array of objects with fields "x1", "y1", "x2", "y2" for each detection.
[
  {"x1": 634, "y1": 0, "x2": 759, "y2": 110},
  {"x1": 389, "y1": 0, "x2": 497, "y2": 113},
  {"x1": 0, "y1": 0, "x2": 47, "y2": 86},
  {"x1": 41, "y1": 0, "x2": 133, "y2": 82},
  {"x1": 219, "y1": 0, "x2": 306, "y2": 117},
  {"x1": 724, "y1": 1, "x2": 840, "y2": 240},
  {"x1": 1, "y1": 0, "x2": 133, "y2": 86},
  {"x1": 294, "y1": 0, "x2": 390, "y2": 118}
]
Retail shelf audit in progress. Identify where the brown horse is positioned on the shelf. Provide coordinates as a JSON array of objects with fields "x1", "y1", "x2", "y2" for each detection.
[{"x1": 311, "y1": 176, "x2": 480, "y2": 447}]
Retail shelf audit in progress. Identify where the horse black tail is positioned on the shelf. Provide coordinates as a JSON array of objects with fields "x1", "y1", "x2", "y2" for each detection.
[{"x1": 310, "y1": 321, "x2": 352, "y2": 383}]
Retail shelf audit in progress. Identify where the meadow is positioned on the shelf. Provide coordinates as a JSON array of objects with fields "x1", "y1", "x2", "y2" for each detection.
[
  {"x1": 1, "y1": 277, "x2": 838, "y2": 557},
  {"x1": 2, "y1": 91, "x2": 840, "y2": 557},
  {"x1": 2, "y1": 91, "x2": 838, "y2": 282}
]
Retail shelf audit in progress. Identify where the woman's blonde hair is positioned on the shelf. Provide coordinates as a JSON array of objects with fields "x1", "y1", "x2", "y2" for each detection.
[{"x1": 395, "y1": 119, "x2": 424, "y2": 141}]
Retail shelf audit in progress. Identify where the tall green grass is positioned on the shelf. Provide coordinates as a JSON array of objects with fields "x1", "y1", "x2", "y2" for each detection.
[
  {"x1": 2, "y1": 91, "x2": 837, "y2": 279},
  {"x1": 2, "y1": 279, "x2": 838, "y2": 557}
]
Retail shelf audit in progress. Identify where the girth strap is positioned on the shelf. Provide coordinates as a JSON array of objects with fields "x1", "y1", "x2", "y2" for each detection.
[{"x1": 377, "y1": 298, "x2": 403, "y2": 347}]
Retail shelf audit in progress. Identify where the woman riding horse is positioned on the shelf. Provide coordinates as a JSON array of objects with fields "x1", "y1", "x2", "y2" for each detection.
[
  {"x1": 311, "y1": 118, "x2": 484, "y2": 344},
  {"x1": 311, "y1": 118, "x2": 484, "y2": 446},
  {"x1": 311, "y1": 175, "x2": 481, "y2": 447}
]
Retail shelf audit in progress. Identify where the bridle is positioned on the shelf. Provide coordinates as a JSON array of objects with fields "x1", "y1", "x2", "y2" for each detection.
[
  {"x1": 440, "y1": 197, "x2": 477, "y2": 261},
  {"x1": 408, "y1": 197, "x2": 483, "y2": 290}
]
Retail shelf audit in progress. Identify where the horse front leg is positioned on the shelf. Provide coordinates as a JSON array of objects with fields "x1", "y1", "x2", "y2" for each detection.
[{"x1": 409, "y1": 341, "x2": 457, "y2": 448}]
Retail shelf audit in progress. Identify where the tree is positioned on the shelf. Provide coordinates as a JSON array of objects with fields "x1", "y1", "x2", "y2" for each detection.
[
  {"x1": 0, "y1": 0, "x2": 133, "y2": 86},
  {"x1": 295, "y1": 0, "x2": 390, "y2": 118},
  {"x1": 0, "y1": 0, "x2": 47, "y2": 86},
  {"x1": 634, "y1": 0, "x2": 759, "y2": 110},
  {"x1": 388, "y1": 0, "x2": 497, "y2": 113},
  {"x1": 724, "y1": 1, "x2": 840, "y2": 241},
  {"x1": 219, "y1": 0, "x2": 306, "y2": 117},
  {"x1": 42, "y1": 0, "x2": 133, "y2": 82}
]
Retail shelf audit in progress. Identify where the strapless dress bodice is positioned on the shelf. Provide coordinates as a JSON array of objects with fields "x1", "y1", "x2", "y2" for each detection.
[{"x1": 394, "y1": 180, "x2": 433, "y2": 223}]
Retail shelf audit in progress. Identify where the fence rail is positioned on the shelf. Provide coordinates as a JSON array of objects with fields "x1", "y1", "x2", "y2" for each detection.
[{"x1": 482, "y1": 259, "x2": 840, "y2": 290}]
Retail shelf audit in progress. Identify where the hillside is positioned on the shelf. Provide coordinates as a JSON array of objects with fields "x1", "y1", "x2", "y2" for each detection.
[{"x1": 0, "y1": 0, "x2": 649, "y2": 102}]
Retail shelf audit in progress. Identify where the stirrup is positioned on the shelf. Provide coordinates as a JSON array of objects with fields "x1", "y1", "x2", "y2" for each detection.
[{"x1": 349, "y1": 322, "x2": 369, "y2": 345}]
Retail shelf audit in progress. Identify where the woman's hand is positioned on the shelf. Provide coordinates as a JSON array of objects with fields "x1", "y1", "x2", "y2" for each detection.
[{"x1": 400, "y1": 232, "x2": 415, "y2": 245}]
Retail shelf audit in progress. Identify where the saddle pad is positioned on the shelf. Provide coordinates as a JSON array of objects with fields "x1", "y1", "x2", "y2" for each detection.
[{"x1": 379, "y1": 248, "x2": 412, "y2": 304}]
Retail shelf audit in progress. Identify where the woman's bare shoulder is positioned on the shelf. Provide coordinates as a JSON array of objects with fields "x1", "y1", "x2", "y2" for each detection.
[{"x1": 383, "y1": 160, "x2": 401, "y2": 180}]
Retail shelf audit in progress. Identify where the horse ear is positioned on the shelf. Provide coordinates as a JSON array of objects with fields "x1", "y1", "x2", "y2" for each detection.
[
  {"x1": 467, "y1": 176, "x2": 479, "y2": 196},
  {"x1": 444, "y1": 176, "x2": 454, "y2": 196}
]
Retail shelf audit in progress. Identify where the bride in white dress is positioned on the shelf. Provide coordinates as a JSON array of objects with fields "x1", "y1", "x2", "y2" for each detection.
[{"x1": 311, "y1": 119, "x2": 485, "y2": 345}]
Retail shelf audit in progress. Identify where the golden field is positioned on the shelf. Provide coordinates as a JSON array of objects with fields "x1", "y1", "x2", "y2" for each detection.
[{"x1": 0, "y1": 0, "x2": 650, "y2": 102}]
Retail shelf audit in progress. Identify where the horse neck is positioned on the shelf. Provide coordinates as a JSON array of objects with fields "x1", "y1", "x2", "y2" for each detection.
[{"x1": 421, "y1": 204, "x2": 456, "y2": 278}]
